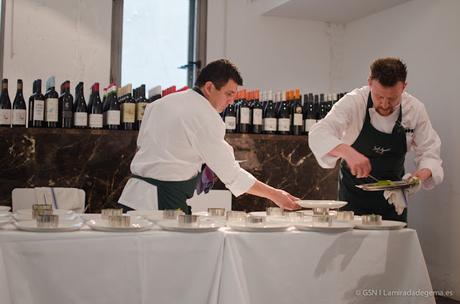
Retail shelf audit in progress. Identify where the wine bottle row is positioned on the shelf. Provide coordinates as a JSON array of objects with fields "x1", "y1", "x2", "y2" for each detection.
[
  {"x1": 0, "y1": 77, "x2": 163, "y2": 129},
  {"x1": 223, "y1": 89, "x2": 347, "y2": 135}
]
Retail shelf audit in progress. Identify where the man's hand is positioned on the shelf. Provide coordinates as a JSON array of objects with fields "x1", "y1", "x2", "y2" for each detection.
[
  {"x1": 246, "y1": 181, "x2": 301, "y2": 211},
  {"x1": 411, "y1": 168, "x2": 432, "y2": 182},
  {"x1": 269, "y1": 189, "x2": 301, "y2": 211},
  {"x1": 329, "y1": 144, "x2": 372, "y2": 178}
]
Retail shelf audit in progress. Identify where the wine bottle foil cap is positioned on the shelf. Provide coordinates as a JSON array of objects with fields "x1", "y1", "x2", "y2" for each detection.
[
  {"x1": 46, "y1": 76, "x2": 55, "y2": 90},
  {"x1": 148, "y1": 85, "x2": 162, "y2": 98},
  {"x1": 92, "y1": 82, "x2": 100, "y2": 92}
]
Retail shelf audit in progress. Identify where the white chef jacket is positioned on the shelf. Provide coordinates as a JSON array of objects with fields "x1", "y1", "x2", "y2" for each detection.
[
  {"x1": 308, "y1": 86, "x2": 443, "y2": 189},
  {"x1": 119, "y1": 89, "x2": 256, "y2": 210}
]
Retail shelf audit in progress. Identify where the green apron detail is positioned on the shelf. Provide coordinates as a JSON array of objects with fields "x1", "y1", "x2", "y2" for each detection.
[
  {"x1": 132, "y1": 174, "x2": 200, "y2": 215},
  {"x1": 339, "y1": 93, "x2": 407, "y2": 221}
]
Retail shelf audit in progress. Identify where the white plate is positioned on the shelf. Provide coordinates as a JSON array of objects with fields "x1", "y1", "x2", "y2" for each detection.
[
  {"x1": 228, "y1": 222, "x2": 290, "y2": 232},
  {"x1": 354, "y1": 220, "x2": 406, "y2": 230},
  {"x1": 297, "y1": 200, "x2": 347, "y2": 209},
  {"x1": 157, "y1": 221, "x2": 221, "y2": 233},
  {"x1": 0, "y1": 218, "x2": 12, "y2": 227},
  {"x1": 249, "y1": 211, "x2": 266, "y2": 217},
  {"x1": 87, "y1": 218, "x2": 153, "y2": 232},
  {"x1": 295, "y1": 222, "x2": 354, "y2": 232},
  {"x1": 14, "y1": 219, "x2": 83, "y2": 232},
  {"x1": 78, "y1": 213, "x2": 101, "y2": 222},
  {"x1": 14, "y1": 209, "x2": 77, "y2": 221},
  {"x1": 0, "y1": 206, "x2": 11, "y2": 213},
  {"x1": 0, "y1": 212, "x2": 11, "y2": 218}
]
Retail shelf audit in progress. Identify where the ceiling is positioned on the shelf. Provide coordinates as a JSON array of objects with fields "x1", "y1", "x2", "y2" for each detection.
[{"x1": 260, "y1": 0, "x2": 412, "y2": 24}]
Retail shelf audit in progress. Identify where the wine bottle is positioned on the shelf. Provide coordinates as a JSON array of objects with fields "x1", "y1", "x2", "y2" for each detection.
[
  {"x1": 28, "y1": 79, "x2": 45, "y2": 128},
  {"x1": 291, "y1": 88, "x2": 303, "y2": 135},
  {"x1": 303, "y1": 93, "x2": 315, "y2": 133},
  {"x1": 0, "y1": 79, "x2": 11, "y2": 127},
  {"x1": 224, "y1": 96, "x2": 237, "y2": 134},
  {"x1": 45, "y1": 76, "x2": 59, "y2": 128},
  {"x1": 106, "y1": 84, "x2": 120, "y2": 130},
  {"x1": 237, "y1": 90, "x2": 251, "y2": 133},
  {"x1": 135, "y1": 84, "x2": 148, "y2": 129},
  {"x1": 119, "y1": 84, "x2": 135, "y2": 130},
  {"x1": 12, "y1": 79, "x2": 26, "y2": 127},
  {"x1": 59, "y1": 81, "x2": 73, "y2": 128},
  {"x1": 88, "y1": 83, "x2": 103, "y2": 129},
  {"x1": 251, "y1": 90, "x2": 263, "y2": 134},
  {"x1": 73, "y1": 82, "x2": 87, "y2": 128},
  {"x1": 263, "y1": 90, "x2": 277, "y2": 134},
  {"x1": 277, "y1": 91, "x2": 291, "y2": 135}
]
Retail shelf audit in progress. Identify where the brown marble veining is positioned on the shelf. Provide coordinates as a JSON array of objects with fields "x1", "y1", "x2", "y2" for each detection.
[{"x1": 0, "y1": 128, "x2": 338, "y2": 212}]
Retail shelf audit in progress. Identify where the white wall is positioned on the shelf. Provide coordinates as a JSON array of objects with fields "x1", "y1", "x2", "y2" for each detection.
[
  {"x1": 335, "y1": 0, "x2": 460, "y2": 299},
  {"x1": 207, "y1": 0, "x2": 332, "y2": 94},
  {"x1": 2, "y1": 0, "x2": 112, "y2": 100}
]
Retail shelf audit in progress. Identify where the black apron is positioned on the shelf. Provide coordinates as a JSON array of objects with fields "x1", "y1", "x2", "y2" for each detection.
[
  {"x1": 132, "y1": 174, "x2": 199, "y2": 215},
  {"x1": 339, "y1": 93, "x2": 407, "y2": 221}
]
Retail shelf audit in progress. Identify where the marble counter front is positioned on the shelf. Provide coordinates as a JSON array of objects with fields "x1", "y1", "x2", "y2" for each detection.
[{"x1": 0, "y1": 128, "x2": 338, "y2": 212}]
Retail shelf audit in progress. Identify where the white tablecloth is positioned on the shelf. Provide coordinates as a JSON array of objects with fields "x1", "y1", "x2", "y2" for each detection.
[
  {"x1": 0, "y1": 226, "x2": 434, "y2": 304},
  {"x1": 219, "y1": 228, "x2": 434, "y2": 304},
  {"x1": 0, "y1": 226, "x2": 224, "y2": 304}
]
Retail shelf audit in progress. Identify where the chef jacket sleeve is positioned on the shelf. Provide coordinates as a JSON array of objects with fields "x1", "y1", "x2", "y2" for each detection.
[{"x1": 182, "y1": 112, "x2": 256, "y2": 197}]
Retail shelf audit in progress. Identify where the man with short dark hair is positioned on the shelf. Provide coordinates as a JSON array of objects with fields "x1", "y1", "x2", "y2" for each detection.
[
  {"x1": 309, "y1": 57, "x2": 443, "y2": 221},
  {"x1": 119, "y1": 59, "x2": 300, "y2": 213}
]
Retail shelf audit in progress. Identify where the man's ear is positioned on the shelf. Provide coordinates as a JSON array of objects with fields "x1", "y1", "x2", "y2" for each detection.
[{"x1": 202, "y1": 81, "x2": 214, "y2": 96}]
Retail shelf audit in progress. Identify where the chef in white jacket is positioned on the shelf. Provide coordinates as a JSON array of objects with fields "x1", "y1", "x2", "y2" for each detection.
[
  {"x1": 119, "y1": 59, "x2": 300, "y2": 214},
  {"x1": 309, "y1": 57, "x2": 443, "y2": 221}
]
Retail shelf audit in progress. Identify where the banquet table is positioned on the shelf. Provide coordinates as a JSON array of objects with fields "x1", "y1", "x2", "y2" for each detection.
[{"x1": 0, "y1": 224, "x2": 435, "y2": 304}]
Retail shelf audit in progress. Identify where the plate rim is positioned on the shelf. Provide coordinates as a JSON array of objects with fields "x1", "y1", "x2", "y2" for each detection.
[
  {"x1": 13, "y1": 220, "x2": 83, "y2": 232},
  {"x1": 157, "y1": 221, "x2": 221, "y2": 232}
]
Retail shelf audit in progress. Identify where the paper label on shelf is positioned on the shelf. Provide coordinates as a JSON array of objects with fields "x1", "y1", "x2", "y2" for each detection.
[
  {"x1": 225, "y1": 116, "x2": 236, "y2": 130},
  {"x1": 74, "y1": 112, "x2": 87, "y2": 126},
  {"x1": 253, "y1": 109, "x2": 263, "y2": 125},
  {"x1": 293, "y1": 113, "x2": 303, "y2": 126},
  {"x1": 240, "y1": 107, "x2": 250, "y2": 124},
  {"x1": 12, "y1": 109, "x2": 26, "y2": 125},
  {"x1": 278, "y1": 118, "x2": 290, "y2": 131},
  {"x1": 45, "y1": 98, "x2": 59, "y2": 122},
  {"x1": 107, "y1": 110, "x2": 121, "y2": 125},
  {"x1": 89, "y1": 114, "x2": 103, "y2": 128},
  {"x1": 264, "y1": 118, "x2": 277, "y2": 131},
  {"x1": 33, "y1": 100, "x2": 45, "y2": 121},
  {"x1": 0, "y1": 109, "x2": 11, "y2": 124}
]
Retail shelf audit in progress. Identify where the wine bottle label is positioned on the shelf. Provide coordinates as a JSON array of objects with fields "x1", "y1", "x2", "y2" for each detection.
[
  {"x1": 12, "y1": 109, "x2": 26, "y2": 125},
  {"x1": 240, "y1": 107, "x2": 250, "y2": 124},
  {"x1": 89, "y1": 114, "x2": 103, "y2": 128},
  {"x1": 33, "y1": 100, "x2": 45, "y2": 121},
  {"x1": 278, "y1": 118, "x2": 290, "y2": 131},
  {"x1": 305, "y1": 119, "x2": 316, "y2": 131},
  {"x1": 293, "y1": 113, "x2": 303, "y2": 126},
  {"x1": 136, "y1": 102, "x2": 148, "y2": 121},
  {"x1": 45, "y1": 98, "x2": 59, "y2": 122},
  {"x1": 107, "y1": 110, "x2": 121, "y2": 125},
  {"x1": 121, "y1": 103, "x2": 135, "y2": 123},
  {"x1": 225, "y1": 116, "x2": 236, "y2": 130},
  {"x1": 0, "y1": 109, "x2": 11, "y2": 124},
  {"x1": 63, "y1": 110, "x2": 73, "y2": 119},
  {"x1": 264, "y1": 118, "x2": 277, "y2": 131},
  {"x1": 253, "y1": 109, "x2": 263, "y2": 125},
  {"x1": 74, "y1": 112, "x2": 88, "y2": 126}
]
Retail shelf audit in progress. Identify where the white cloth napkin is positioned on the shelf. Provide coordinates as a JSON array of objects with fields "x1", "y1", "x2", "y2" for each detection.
[
  {"x1": 383, "y1": 174, "x2": 421, "y2": 215},
  {"x1": 34, "y1": 187, "x2": 85, "y2": 212}
]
